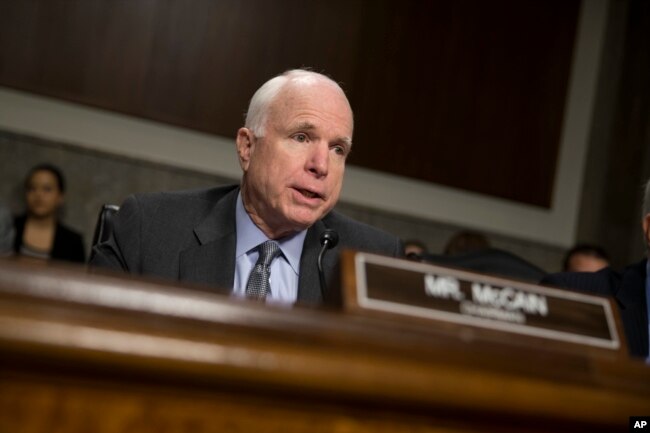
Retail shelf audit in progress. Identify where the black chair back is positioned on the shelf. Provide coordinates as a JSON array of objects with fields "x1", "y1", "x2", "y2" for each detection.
[{"x1": 90, "y1": 204, "x2": 120, "y2": 256}]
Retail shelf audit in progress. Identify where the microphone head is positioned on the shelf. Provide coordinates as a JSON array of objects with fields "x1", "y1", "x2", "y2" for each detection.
[{"x1": 320, "y1": 229, "x2": 339, "y2": 249}]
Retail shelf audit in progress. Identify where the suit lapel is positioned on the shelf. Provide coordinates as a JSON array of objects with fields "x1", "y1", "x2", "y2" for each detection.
[
  {"x1": 615, "y1": 260, "x2": 648, "y2": 357},
  {"x1": 178, "y1": 188, "x2": 239, "y2": 295},
  {"x1": 176, "y1": 192, "x2": 344, "y2": 305},
  {"x1": 297, "y1": 221, "x2": 325, "y2": 305},
  {"x1": 297, "y1": 220, "x2": 342, "y2": 307}
]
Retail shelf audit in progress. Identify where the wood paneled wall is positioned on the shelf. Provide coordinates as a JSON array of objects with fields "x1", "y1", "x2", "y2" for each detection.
[{"x1": 0, "y1": 0, "x2": 580, "y2": 208}]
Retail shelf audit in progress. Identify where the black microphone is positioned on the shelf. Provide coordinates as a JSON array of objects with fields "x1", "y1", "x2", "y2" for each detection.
[{"x1": 318, "y1": 229, "x2": 339, "y2": 299}]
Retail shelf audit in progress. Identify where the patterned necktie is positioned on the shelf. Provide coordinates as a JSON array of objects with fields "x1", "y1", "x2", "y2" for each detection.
[{"x1": 245, "y1": 240, "x2": 281, "y2": 300}]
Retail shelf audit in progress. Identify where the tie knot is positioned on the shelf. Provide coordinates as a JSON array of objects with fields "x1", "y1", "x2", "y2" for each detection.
[{"x1": 258, "y1": 240, "x2": 280, "y2": 266}]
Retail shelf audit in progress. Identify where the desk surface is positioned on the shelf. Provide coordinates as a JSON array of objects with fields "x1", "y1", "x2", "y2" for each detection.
[{"x1": 0, "y1": 258, "x2": 648, "y2": 432}]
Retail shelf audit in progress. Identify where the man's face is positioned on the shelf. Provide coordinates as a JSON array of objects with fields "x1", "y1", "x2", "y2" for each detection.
[
  {"x1": 237, "y1": 80, "x2": 353, "y2": 238},
  {"x1": 566, "y1": 253, "x2": 609, "y2": 273}
]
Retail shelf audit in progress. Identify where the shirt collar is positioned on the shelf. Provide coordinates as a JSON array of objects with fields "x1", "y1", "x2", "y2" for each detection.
[{"x1": 235, "y1": 192, "x2": 307, "y2": 275}]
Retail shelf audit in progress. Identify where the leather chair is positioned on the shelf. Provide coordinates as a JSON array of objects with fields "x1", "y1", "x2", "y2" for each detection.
[
  {"x1": 89, "y1": 204, "x2": 119, "y2": 260},
  {"x1": 417, "y1": 248, "x2": 546, "y2": 283}
]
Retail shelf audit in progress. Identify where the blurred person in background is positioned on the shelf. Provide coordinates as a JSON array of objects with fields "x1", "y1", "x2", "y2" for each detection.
[
  {"x1": 542, "y1": 178, "x2": 650, "y2": 359},
  {"x1": 562, "y1": 244, "x2": 610, "y2": 272},
  {"x1": 444, "y1": 230, "x2": 490, "y2": 256},
  {"x1": 404, "y1": 239, "x2": 428, "y2": 259},
  {"x1": 13, "y1": 163, "x2": 85, "y2": 264}
]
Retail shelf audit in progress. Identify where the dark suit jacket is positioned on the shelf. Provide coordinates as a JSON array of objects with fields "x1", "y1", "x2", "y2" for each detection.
[
  {"x1": 90, "y1": 185, "x2": 403, "y2": 307},
  {"x1": 14, "y1": 214, "x2": 86, "y2": 263},
  {"x1": 541, "y1": 260, "x2": 649, "y2": 358}
]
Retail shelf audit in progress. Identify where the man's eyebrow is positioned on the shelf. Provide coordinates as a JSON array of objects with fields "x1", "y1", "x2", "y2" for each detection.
[
  {"x1": 338, "y1": 136, "x2": 353, "y2": 148},
  {"x1": 291, "y1": 121, "x2": 316, "y2": 131},
  {"x1": 290, "y1": 122, "x2": 352, "y2": 148}
]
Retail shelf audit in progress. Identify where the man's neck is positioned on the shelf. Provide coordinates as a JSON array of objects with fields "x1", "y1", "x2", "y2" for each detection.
[{"x1": 240, "y1": 187, "x2": 299, "y2": 240}]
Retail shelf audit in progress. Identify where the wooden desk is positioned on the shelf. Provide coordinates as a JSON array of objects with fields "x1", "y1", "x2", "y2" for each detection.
[{"x1": 0, "y1": 259, "x2": 648, "y2": 432}]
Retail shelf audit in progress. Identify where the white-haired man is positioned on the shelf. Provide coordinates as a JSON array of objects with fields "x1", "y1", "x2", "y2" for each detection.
[
  {"x1": 91, "y1": 70, "x2": 403, "y2": 306},
  {"x1": 542, "y1": 178, "x2": 650, "y2": 359}
]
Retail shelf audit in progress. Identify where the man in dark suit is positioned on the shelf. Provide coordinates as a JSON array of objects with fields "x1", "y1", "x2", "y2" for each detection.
[
  {"x1": 541, "y1": 179, "x2": 650, "y2": 359},
  {"x1": 91, "y1": 69, "x2": 403, "y2": 307}
]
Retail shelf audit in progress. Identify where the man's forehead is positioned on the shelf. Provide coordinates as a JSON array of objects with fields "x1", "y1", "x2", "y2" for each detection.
[
  {"x1": 269, "y1": 85, "x2": 353, "y2": 133},
  {"x1": 278, "y1": 79, "x2": 350, "y2": 110}
]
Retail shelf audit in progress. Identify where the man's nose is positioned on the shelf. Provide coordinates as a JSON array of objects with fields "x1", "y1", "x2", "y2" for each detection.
[{"x1": 307, "y1": 143, "x2": 329, "y2": 178}]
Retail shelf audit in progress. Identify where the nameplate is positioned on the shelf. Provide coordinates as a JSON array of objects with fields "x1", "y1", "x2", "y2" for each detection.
[{"x1": 344, "y1": 252, "x2": 620, "y2": 350}]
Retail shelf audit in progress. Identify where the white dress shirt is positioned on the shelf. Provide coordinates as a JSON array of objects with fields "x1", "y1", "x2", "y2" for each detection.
[{"x1": 232, "y1": 193, "x2": 307, "y2": 305}]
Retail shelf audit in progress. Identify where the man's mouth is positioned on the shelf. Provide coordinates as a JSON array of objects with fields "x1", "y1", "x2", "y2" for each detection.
[{"x1": 295, "y1": 188, "x2": 322, "y2": 200}]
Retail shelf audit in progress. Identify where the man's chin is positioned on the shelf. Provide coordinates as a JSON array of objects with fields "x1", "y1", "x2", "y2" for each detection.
[
  {"x1": 288, "y1": 219, "x2": 317, "y2": 233},
  {"x1": 286, "y1": 212, "x2": 324, "y2": 232}
]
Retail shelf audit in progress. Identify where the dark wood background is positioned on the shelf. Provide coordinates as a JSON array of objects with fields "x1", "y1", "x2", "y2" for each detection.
[{"x1": 0, "y1": 0, "x2": 581, "y2": 208}]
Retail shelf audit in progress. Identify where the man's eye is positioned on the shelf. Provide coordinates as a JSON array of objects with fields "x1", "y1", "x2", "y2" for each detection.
[
  {"x1": 293, "y1": 133, "x2": 308, "y2": 143},
  {"x1": 332, "y1": 145, "x2": 348, "y2": 157}
]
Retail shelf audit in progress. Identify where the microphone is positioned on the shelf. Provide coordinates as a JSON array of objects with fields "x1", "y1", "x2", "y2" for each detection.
[{"x1": 318, "y1": 229, "x2": 339, "y2": 299}]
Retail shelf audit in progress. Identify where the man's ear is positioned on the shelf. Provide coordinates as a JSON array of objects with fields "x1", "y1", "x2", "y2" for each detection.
[
  {"x1": 236, "y1": 128, "x2": 254, "y2": 172},
  {"x1": 643, "y1": 213, "x2": 650, "y2": 247}
]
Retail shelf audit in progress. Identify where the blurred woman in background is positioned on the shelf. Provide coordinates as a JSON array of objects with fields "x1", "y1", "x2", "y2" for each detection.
[{"x1": 13, "y1": 163, "x2": 85, "y2": 263}]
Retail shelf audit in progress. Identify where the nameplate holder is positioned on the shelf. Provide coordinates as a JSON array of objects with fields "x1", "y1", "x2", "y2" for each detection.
[{"x1": 341, "y1": 251, "x2": 622, "y2": 352}]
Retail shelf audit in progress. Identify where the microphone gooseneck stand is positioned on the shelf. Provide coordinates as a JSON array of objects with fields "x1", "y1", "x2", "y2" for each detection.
[{"x1": 318, "y1": 229, "x2": 339, "y2": 300}]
